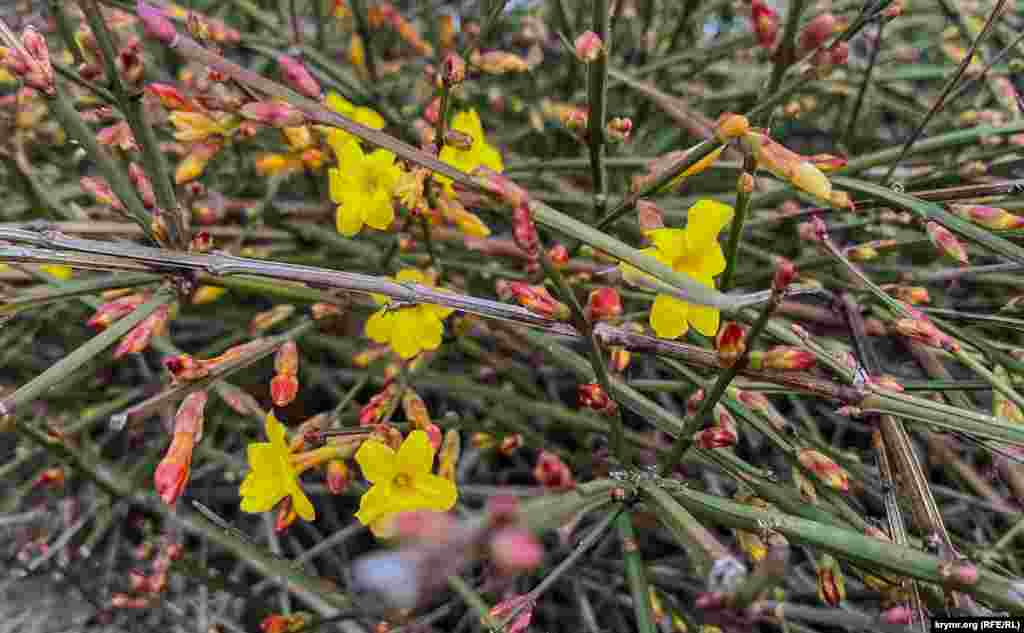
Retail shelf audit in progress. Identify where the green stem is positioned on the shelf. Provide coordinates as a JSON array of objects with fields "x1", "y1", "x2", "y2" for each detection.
[
  {"x1": 721, "y1": 156, "x2": 757, "y2": 292},
  {"x1": 0, "y1": 290, "x2": 173, "y2": 418},
  {"x1": 763, "y1": 0, "x2": 810, "y2": 108},
  {"x1": 587, "y1": 0, "x2": 611, "y2": 217},
  {"x1": 617, "y1": 512, "x2": 657, "y2": 633}
]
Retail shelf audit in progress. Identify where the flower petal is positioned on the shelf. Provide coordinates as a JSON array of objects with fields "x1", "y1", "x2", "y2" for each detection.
[
  {"x1": 408, "y1": 473, "x2": 458, "y2": 511},
  {"x1": 650, "y1": 293, "x2": 689, "y2": 339},
  {"x1": 355, "y1": 440, "x2": 398, "y2": 483},
  {"x1": 397, "y1": 429, "x2": 435, "y2": 475},
  {"x1": 364, "y1": 191, "x2": 395, "y2": 231},
  {"x1": 693, "y1": 243, "x2": 727, "y2": 277},
  {"x1": 416, "y1": 312, "x2": 444, "y2": 352},
  {"x1": 683, "y1": 199, "x2": 734, "y2": 254},
  {"x1": 365, "y1": 308, "x2": 393, "y2": 343},
  {"x1": 395, "y1": 268, "x2": 427, "y2": 285},
  {"x1": 240, "y1": 479, "x2": 286, "y2": 513},
  {"x1": 390, "y1": 310, "x2": 422, "y2": 359},
  {"x1": 289, "y1": 486, "x2": 316, "y2": 521},
  {"x1": 336, "y1": 200, "x2": 365, "y2": 237},
  {"x1": 326, "y1": 92, "x2": 355, "y2": 116},
  {"x1": 266, "y1": 413, "x2": 288, "y2": 450},
  {"x1": 354, "y1": 481, "x2": 396, "y2": 526},
  {"x1": 646, "y1": 228, "x2": 689, "y2": 261},
  {"x1": 687, "y1": 301, "x2": 720, "y2": 338}
]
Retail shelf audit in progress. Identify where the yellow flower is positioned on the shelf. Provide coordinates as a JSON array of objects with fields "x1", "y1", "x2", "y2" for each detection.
[
  {"x1": 621, "y1": 199, "x2": 734, "y2": 340},
  {"x1": 240, "y1": 413, "x2": 315, "y2": 521},
  {"x1": 328, "y1": 137, "x2": 401, "y2": 236},
  {"x1": 168, "y1": 110, "x2": 235, "y2": 142},
  {"x1": 324, "y1": 92, "x2": 384, "y2": 147},
  {"x1": 437, "y1": 109, "x2": 503, "y2": 191},
  {"x1": 40, "y1": 265, "x2": 73, "y2": 280},
  {"x1": 354, "y1": 429, "x2": 457, "y2": 536},
  {"x1": 192, "y1": 285, "x2": 227, "y2": 304},
  {"x1": 365, "y1": 268, "x2": 454, "y2": 359}
]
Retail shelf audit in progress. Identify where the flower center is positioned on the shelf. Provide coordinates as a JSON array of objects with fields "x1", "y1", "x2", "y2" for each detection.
[{"x1": 392, "y1": 472, "x2": 412, "y2": 489}]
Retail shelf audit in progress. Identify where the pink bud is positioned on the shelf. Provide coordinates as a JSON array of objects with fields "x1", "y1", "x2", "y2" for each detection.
[
  {"x1": 489, "y1": 527, "x2": 543, "y2": 573},
  {"x1": 926, "y1": 221, "x2": 968, "y2": 265},
  {"x1": 137, "y1": 1, "x2": 178, "y2": 44},
  {"x1": 798, "y1": 14, "x2": 837, "y2": 56},
  {"x1": 574, "y1": 31, "x2": 604, "y2": 63},
  {"x1": 880, "y1": 606, "x2": 913, "y2": 625},
  {"x1": 772, "y1": 257, "x2": 796, "y2": 292},
  {"x1": 240, "y1": 101, "x2": 306, "y2": 127},
  {"x1": 489, "y1": 594, "x2": 535, "y2": 633},
  {"x1": 277, "y1": 54, "x2": 321, "y2": 100}
]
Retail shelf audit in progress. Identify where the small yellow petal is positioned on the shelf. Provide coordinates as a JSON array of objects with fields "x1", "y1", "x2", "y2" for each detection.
[
  {"x1": 650, "y1": 293, "x2": 689, "y2": 339},
  {"x1": 354, "y1": 481, "x2": 397, "y2": 526},
  {"x1": 365, "y1": 308, "x2": 393, "y2": 343},
  {"x1": 687, "y1": 301, "x2": 720, "y2": 338},
  {"x1": 355, "y1": 439, "x2": 398, "y2": 483},
  {"x1": 409, "y1": 472, "x2": 458, "y2": 511},
  {"x1": 397, "y1": 430, "x2": 435, "y2": 475},
  {"x1": 683, "y1": 199, "x2": 734, "y2": 253},
  {"x1": 290, "y1": 487, "x2": 316, "y2": 521}
]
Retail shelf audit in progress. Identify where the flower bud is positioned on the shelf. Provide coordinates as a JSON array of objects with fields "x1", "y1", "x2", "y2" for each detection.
[
  {"x1": 250, "y1": 304, "x2": 297, "y2": 335},
  {"x1": 884, "y1": 285, "x2": 930, "y2": 305},
  {"x1": 146, "y1": 83, "x2": 192, "y2": 111},
  {"x1": 163, "y1": 353, "x2": 210, "y2": 382},
  {"x1": 534, "y1": 450, "x2": 575, "y2": 490},
  {"x1": 637, "y1": 199, "x2": 664, "y2": 232},
  {"x1": 496, "y1": 280, "x2": 570, "y2": 320},
  {"x1": 88, "y1": 294, "x2": 145, "y2": 330},
  {"x1": 489, "y1": 594, "x2": 535, "y2": 633},
  {"x1": 715, "y1": 322, "x2": 747, "y2": 366},
  {"x1": 11, "y1": 27, "x2": 55, "y2": 95},
  {"x1": 547, "y1": 243, "x2": 569, "y2": 268},
  {"x1": 881, "y1": 606, "x2": 914, "y2": 625},
  {"x1": 154, "y1": 391, "x2": 207, "y2": 506},
  {"x1": 443, "y1": 128, "x2": 474, "y2": 150},
  {"x1": 98, "y1": 122, "x2": 139, "y2": 152},
  {"x1": 473, "y1": 166, "x2": 531, "y2": 209},
  {"x1": 574, "y1": 31, "x2": 604, "y2": 63},
  {"x1": 949, "y1": 204, "x2": 1024, "y2": 230},
  {"x1": 438, "y1": 429, "x2": 461, "y2": 481},
  {"x1": 750, "y1": 346, "x2": 816, "y2": 371},
  {"x1": 175, "y1": 140, "x2": 222, "y2": 184},
  {"x1": 359, "y1": 384, "x2": 400, "y2": 426},
  {"x1": 806, "y1": 153, "x2": 847, "y2": 173},
  {"x1": 772, "y1": 257, "x2": 797, "y2": 292},
  {"x1": 489, "y1": 528, "x2": 543, "y2": 573},
  {"x1": 606, "y1": 117, "x2": 632, "y2": 143},
  {"x1": 114, "y1": 305, "x2": 170, "y2": 358},
  {"x1": 240, "y1": 101, "x2": 306, "y2": 127},
  {"x1": 441, "y1": 53, "x2": 465, "y2": 85},
  {"x1": 217, "y1": 383, "x2": 265, "y2": 417},
  {"x1": 798, "y1": 449, "x2": 849, "y2": 492},
  {"x1": 128, "y1": 164, "x2": 155, "y2": 209},
  {"x1": 694, "y1": 422, "x2": 737, "y2": 449},
  {"x1": 270, "y1": 374, "x2": 299, "y2": 408},
  {"x1": 750, "y1": 0, "x2": 780, "y2": 49},
  {"x1": 585, "y1": 287, "x2": 622, "y2": 321},
  {"x1": 81, "y1": 176, "x2": 125, "y2": 211},
  {"x1": 471, "y1": 50, "x2": 530, "y2": 74},
  {"x1": 798, "y1": 14, "x2": 837, "y2": 56},
  {"x1": 891, "y1": 317, "x2": 959, "y2": 352},
  {"x1": 277, "y1": 54, "x2": 321, "y2": 100},
  {"x1": 578, "y1": 382, "x2": 617, "y2": 414},
  {"x1": 743, "y1": 131, "x2": 832, "y2": 200},
  {"x1": 275, "y1": 497, "x2": 298, "y2": 532},
  {"x1": 311, "y1": 302, "x2": 344, "y2": 321},
  {"x1": 816, "y1": 554, "x2": 846, "y2": 606},
  {"x1": 401, "y1": 389, "x2": 431, "y2": 429},
  {"x1": 715, "y1": 113, "x2": 750, "y2": 142},
  {"x1": 326, "y1": 459, "x2": 351, "y2": 494},
  {"x1": 137, "y1": 2, "x2": 178, "y2": 44}
]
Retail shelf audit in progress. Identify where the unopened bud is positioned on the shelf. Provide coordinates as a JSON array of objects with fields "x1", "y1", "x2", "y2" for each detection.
[
  {"x1": 738, "y1": 172, "x2": 755, "y2": 194},
  {"x1": 441, "y1": 53, "x2": 465, "y2": 85},
  {"x1": 798, "y1": 14, "x2": 838, "y2": 57},
  {"x1": 751, "y1": 0, "x2": 780, "y2": 49},
  {"x1": 547, "y1": 243, "x2": 569, "y2": 268},
  {"x1": 637, "y1": 199, "x2": 664, "y2": 232},
  {"x1": 534, "y1": 450, "x2": 575, "y2": 490},
  {"x1": 277, "y1": 54, "x2": 321, "y2": 100},
  {"x1": 438, "y1": 429, "x2": 461, "y2": 481},
  {"x1": 275, "y1": 497, "x2": 298, "y2": 532},
  {"x1": 798, "y1": 449, "x2": 849, "y2": 492},
  {"x1": 137, "y1": 1, "x2": 178, "y2": 44},
  {"x1": 816, "y1": 554, "x2": 846, "y2": 606},
  {"x1": 585, "y1": 287, "x2": 622, "y2": 321},
  {"x1": 496, "y1": 281, "x2": 569, "y2": 320},
  {"x1": 240, "y1": 101, "x2": 306, "y2": 127},
  {"x1": 490, "y1": 528, "x2": 543, "y2": 574},
  {"x1": 326, "y1": 459, "x2": 350, "y2": 494},
  {"x1": 250, "y1": 304, "x2": 297, "y2": 335},
  {"x1": 401, "y1": 389, "x2": 431, "y2": 429},
  {"x1": 163, "y1": 353, "x2": 209, "y2": 382},
  {"x1": 578, "y1": 382, "x2": 617, "y2": 414},
  {"x1": 114, "y1": 305, "x2": 170, "y2": 358},
  {"x1": 443, "y1": 128, "x2": 474, "y2": 150},
  {"x1": 574, "y1": 31, "x2": 604, "y2": 63},
  {"x1": 892, "y1": 317, "x2": 959, "y2": 352},
  {"x1": 772, "y1": 257, "x2": 796, "y2": 292},
  {"x1": 715, "y1": 113, "x2": 750, "y2": 142},
  {"x1": 716, "y1": 322, "x2": 747, "y2": 366},
  {"x1": 949, "y1": 204, "x2": 1024, "y2": 230},
  {"x1": 925, "y1": 221, "x2": 968, "y2": 265},
  {"x1": 606, "y1": 117, "x2": 632, "y2": 143}
]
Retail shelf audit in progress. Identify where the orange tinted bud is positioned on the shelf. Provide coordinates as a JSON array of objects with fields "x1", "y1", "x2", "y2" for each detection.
[
  {"x1": 128, "y1": 163, "x2": 155, "y2": 208},
  {"x1": 949, "y1": 204, "x2": 1024, "y2": 230},
  {"x1": 81, "y1": 176, "x2": 125, "y2": 211},
  {"x1": 326, "y1": 459, "x2": 351, "y2": 494},
  {"x1": 534, "y1": 451, "x2": 575, "y2": 491},
  {"x1": 145, "y1": 82, "x2": 192, "y2": 111},
  {"x1": 311, "y1": 302, "x2": 344, "y2": 321},
  {"x1": 816, "y1": 554, "x2": 846, "y2": 606},
  {"x1": 609, "y1": 345, "x2": 632, "y2": 373},
  {"x1": 892, "y1": 317, "x2": 959, "y2": 352},
  {"x1": 98, "y1": 122, "x2": 139, "y2": 152},
  {"x1": 846, "y1": 243, "x2": 879, "y2": 262},
  {"x1": 606, "y1": 117, "x2": 632, "y2": 143},
  {"x1": 175, "y1": 140, "x2": 221, "y2": 184},
  {"x1": 574, "y1": 31, "x2": 604, "y2": 63},
  {"x1": 424, "y1": 423, "x2": 443, "y2": 452},
  {"x1": 750, "y1": 0, "x2": 780, "y2": 49},
  {"x1": 868, "y1": 375, "x2": 904, "y2": 393},
  {"x1": 270, "y1": 374, "x2": 299, "y2": 408},
  {"x1": 752, "y1": 346, "x2": 816, "y2": 371},
  {"x1": 35, "y1": 467, "x2": 65, "y2": 488},
  {"x1": 798, "y1": 449, "x2": 849, "y2": 492},
  {"x1": 499, "y1": 433, "x2": 523, "y2": 455},
  {"x1": 828, "y1": 190, "x2": 855, "y2": 211},
  {"x1": 114, "y1": 305, "x2": 170, "y2": 358},
  {"x1": 716, "y1": 322, "x2": 747, "y2": 366},
  {"x1": 88, "y1": 294, "x2": 145, "y2": 330},
  {"x1": 547, "y1": 243, "x2": 569, "y2": 268},
  {"x1": 772, "y1": 257, "x2": 796, "y2": 292},
  {"x1": 471, "y1": 50, "x2": 530, "y2": 74},
  {"x1": 806, "y1": 153, "x2": 847, "y2": 173},
  {"x1": 401, "y1": 389, "x2": 432, "y2": 429},
  {"x1": 240, "y1": 100, "x2": 306, "y2": 127},
  {"x1": 163, "y1": 353, "x2": 209, "y2": 382},
  {"x1": 275, "y1": 497, "x2": 298, "y2": 532},
  {"x1": 275, "y1": 341, "x2": 299, "y2": 376},
  {"x1": 154, "y1": 432, "x2": 194, "y2": 506},
  {"x1": 441, "y1": 52, "x2": 466, "y2": 85},
  {"x1": 439, "y1": 429, "x2": 461, "y2": 481},
  {"x1": 250, "y1": 304, "x2": 297, "y2": 335},
  {"x1": 261, "y1": 614, "x2": 308, "y2": 633},
  {"x1": 884, "y1": 285, "x2": 929, "y2": 305},
  {"x1": 189, "y1": 230, "x2": 214, "y2": 254},
  {"x1": 218, "y1": 383, "x2": 264, "y2": 417},
  {"x1": 473, "y1": 166, "x2": 531, "y2": 209},
  {"x1": 111, "y1": 593, "x2": 150, "y2": 609},
  {"x1": 496, "y1": 280, "x2": 570, "y2": 320},
  {"x1": 359, "y1": 384, "x2": 399, "y2": 426},
  {"x1": 578, "y1": 382, "x2": 617, "y2": 414},
  {"x1": 715, "y1": 113, "x2": 750, "y2": 142},
  {"x1": 10, "y1": 27, "x2": 54, "y2": 95},
  {"x1": 585, "y1": 287, "x2": 622, "y2": 321}
]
